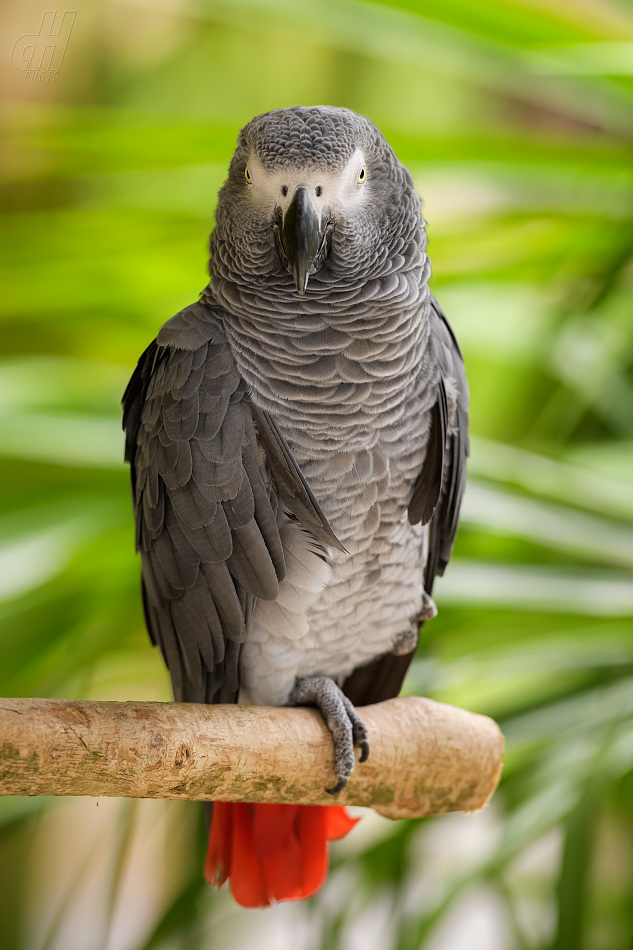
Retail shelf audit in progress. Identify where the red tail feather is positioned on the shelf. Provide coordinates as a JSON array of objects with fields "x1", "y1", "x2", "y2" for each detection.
[{"x1": 204, "y1": 802, "x2": 359, "y2": 908}]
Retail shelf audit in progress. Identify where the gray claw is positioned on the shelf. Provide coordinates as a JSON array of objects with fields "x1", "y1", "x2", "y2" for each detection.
[{"x1": 287, "y1": 675, "x2": 370, "y2": 794}]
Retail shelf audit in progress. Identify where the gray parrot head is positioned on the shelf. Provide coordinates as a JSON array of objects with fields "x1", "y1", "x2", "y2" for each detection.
[{"x1": 210, "y1": 106, "x2": 422, "y2": 296}]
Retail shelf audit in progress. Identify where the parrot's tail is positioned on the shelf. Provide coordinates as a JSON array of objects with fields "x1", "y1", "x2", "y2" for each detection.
[{"x1": 204, "y1": 802, "x2": 359, "y2": 907}]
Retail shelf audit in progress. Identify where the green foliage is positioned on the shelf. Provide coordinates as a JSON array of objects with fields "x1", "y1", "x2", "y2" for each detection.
[{"x1": 1, "y1": 0, "x2": 633, "y2": 946}]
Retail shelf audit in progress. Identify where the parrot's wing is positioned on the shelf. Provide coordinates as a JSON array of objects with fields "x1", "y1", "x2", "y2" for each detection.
[
  {"x1": 342, "y1": 294, "x2": 469, "y2": 706},
  {"x1": 422, "y1": 295, "x2": 470, "y2": 593},
  {"x1": 123, "y1": 301, "x2": 342, "y2": 704}
]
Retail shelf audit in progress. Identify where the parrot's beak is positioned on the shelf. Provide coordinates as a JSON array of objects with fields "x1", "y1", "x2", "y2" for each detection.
[{"x1": 279, "y1": 186, "x2": 330, "y2": 295}]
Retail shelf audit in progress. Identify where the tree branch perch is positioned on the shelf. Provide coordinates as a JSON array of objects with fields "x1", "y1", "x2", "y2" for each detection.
[{"x1": 0, "y1": 696, "x2": 503, "y2": 819}]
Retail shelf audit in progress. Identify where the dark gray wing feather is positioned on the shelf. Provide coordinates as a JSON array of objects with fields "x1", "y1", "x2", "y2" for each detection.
[
  {"x1": 123, "y1": 301, "x2": 343, "y2": 705},
  {"x1": 408, "y1": 376, "x2": 447, "y2": 527},
  {"x1": 423, "y1": 296, "x2": 469, "y2": 592}
]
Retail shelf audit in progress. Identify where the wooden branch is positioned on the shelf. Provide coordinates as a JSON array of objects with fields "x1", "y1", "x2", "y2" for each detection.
[{"x1": 0, "y1": 696, "x2": 503, "y2": 819}]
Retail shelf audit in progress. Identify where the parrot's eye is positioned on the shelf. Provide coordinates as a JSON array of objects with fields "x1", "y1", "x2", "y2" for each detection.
[
  {"x1": 245, "y1": 166, "x2": 252, "y2": 185},
  {"x1": 357, "y1": 165, "x2": 366, "y2": 185}
]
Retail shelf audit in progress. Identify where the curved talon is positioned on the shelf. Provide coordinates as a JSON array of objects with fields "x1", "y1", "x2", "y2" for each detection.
[
  {"x1": 326, "y1": 777, "x2": 348, "y2": 796},
  {"x1": 346, "y1": 703, "x2": 370, "y2": 763},
  {"x1": 287, "y1": 675, "x2": 370, "y2": 792}
]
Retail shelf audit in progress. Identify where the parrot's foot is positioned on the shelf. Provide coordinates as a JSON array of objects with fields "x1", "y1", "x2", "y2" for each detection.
[{"x1": 287, "y1": 675, "x2": 369, "y2": 795}]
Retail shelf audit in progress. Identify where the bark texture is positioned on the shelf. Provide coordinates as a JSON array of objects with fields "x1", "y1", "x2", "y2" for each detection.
[{"x1": 0, "y1": 696, "x2": 503, "y2": 819}]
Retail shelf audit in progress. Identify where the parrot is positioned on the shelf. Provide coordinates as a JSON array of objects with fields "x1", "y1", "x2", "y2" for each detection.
[{"x1": 122, "y1": 106, "x2": 468, "y2": 908}]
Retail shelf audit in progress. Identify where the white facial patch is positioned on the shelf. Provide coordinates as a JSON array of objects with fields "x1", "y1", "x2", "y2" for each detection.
[{"x1": 245, "y1": 148, "x2": 367, "y2": 217}]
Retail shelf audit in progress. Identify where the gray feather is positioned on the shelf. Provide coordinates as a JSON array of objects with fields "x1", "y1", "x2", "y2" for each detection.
[
  {"x1": 249, "y1": 402, "x2": 347, "y2": 553},
  {"x1": 225, "y1": 522, "x2": 280, "y2": 601},
  {"x1": 408, "y1": 377, "x2": 446, "y2": 527}
]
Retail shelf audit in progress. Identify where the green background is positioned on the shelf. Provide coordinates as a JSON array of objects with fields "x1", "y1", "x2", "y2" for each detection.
[{"x1": 1, "y1": 0, "x2": 633, "y2": 947}]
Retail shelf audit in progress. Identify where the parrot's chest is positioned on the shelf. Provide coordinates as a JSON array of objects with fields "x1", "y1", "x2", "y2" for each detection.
[{"x1": 223, "y1": 302, "x2": 435, "y2": 706}]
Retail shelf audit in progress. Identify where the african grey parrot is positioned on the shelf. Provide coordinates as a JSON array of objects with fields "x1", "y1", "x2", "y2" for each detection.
[{"x1": 123, "y1": 106, "x2": 468, "y2": 907}]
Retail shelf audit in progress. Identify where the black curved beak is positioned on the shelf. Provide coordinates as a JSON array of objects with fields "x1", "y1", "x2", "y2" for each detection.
[{"x1": 279, "y1": 186, "x2": 330, "y2": 295}]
